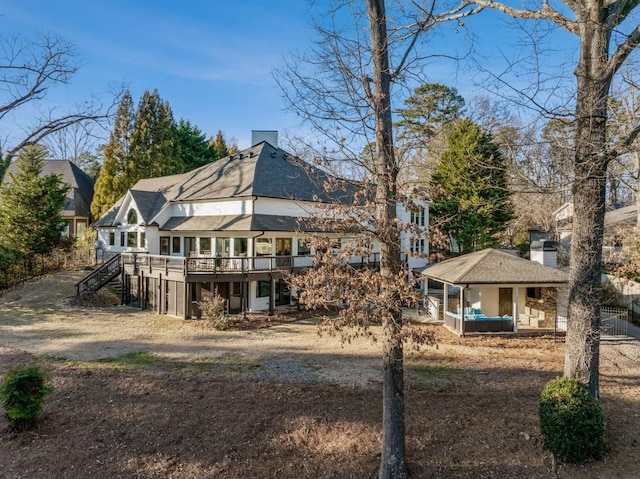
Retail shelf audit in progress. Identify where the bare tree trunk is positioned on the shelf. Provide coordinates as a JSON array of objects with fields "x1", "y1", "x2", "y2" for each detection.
[
  {"x1": 564, "y1": 18, "x2": 611, "y2": 400},
  {"x1": 366, "y1": 1, "x2": 407, "y2": 477}
]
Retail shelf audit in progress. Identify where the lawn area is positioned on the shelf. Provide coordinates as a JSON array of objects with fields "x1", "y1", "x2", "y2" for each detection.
[{"x1": 1, "y1": 270, "x2": 639, "y2": 478}]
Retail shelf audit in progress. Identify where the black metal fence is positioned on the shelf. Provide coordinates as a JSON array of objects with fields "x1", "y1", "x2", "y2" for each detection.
[{"x1": 0, "y1": 249, "x2": 94, "y2": 292}]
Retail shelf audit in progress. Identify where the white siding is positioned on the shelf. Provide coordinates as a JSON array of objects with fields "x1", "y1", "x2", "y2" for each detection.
[
  {"x1": 172, "y1": 199, "x2": 252, "y2": 217},
  {"x1": 254, "y1": 197, "x2": 318, "y2": 217}
]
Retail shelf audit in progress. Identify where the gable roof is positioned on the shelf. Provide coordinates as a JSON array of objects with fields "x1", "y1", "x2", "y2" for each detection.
[
  {"x1": 8, "y1": 159, "x2": 95, "y2": 218},
  {"x1": 604, "y1": 203, "x2": 637, "y2": 228},
  {"x1": 422, "y1": 248, "x2": 568, "y2": 285},
  {"x1": 95, "y1": 141, "x2": 359, "y2": 227}
]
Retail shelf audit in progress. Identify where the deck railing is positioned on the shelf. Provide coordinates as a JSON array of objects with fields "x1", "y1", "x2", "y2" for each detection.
[{"x1": 120, "y1": 252, "x2": 380, "y2": 275}]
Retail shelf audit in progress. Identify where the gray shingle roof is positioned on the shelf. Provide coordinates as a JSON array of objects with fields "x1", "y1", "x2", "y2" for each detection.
[
  {"x1": 604, "y1": 204, "x2": 637, "y2": 228},
  {"x1": 422, "y1": 248, "x2": 568, "y2": 285},
  {"x1": 160, "y1": 214, "x2": 331, "y2": 232},
  {"x1": 8, "y1": 160, "x2": 95, "y2": 218},
  {"x1": 95, "y1": 141, "x2": 359, "y2": 227}
]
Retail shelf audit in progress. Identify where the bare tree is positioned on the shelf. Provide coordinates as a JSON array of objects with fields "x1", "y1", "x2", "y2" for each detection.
[
  {"x1": 41, "y1": 123, "x2": 101, "y2": 163},
  {"x1": 277, "y1": 1, "x2": 481, "y2": 477},
  {"x1": 472, "y1": 0, "x2": 640, "y2": 399},
  {"x1": 0, "y1": 34, "x2": 115, "y2": 179}
]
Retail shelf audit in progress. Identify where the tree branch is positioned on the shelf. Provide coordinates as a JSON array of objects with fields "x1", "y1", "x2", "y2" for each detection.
[
  {"x1": 472, "y1": 0, "x2": 578, "y2": 35},
  {"x1": 605, "y1": 26, "x2": 640, "y2": 82},
  {"x1": 392, "y1": 1, "x2": 485, "y2": 78}
]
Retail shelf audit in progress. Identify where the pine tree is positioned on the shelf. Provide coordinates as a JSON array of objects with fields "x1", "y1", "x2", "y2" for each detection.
[
  {"x1": 430, "y1": 118, "x2": 514, "y2": 253},
  {"x1": 92, "y1": 89, "x2": 229, "y2": 220},
  {"x1": 91, "y1": 90, "x2": 134, "y2": 219},
  {"x1": 0, "y1": 145, "x2": 69, "y2": 258},
  {"x1": 211, "y1": 130, "x2": 231, "y2": 158},
  {"x1": 395, "y1": 83, "x2": 466, "y2": 146},
  {"x1": 126, "y1": 89, "x2": 177, "y2": 182},
  {"x1": 174, "y1": 119, "x2": 219, "y2": 171}
]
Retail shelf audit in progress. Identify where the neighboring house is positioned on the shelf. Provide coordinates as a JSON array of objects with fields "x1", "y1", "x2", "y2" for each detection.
[
  {"x1": 422, "y1": 248, "x2": 568, "y2": 335},
  {"x1": 6, "y1": 159, "x2": 95, "y2": 239},
  {"x1": 93, "y1": 134, "x2": 429, "y2": 318},
  {"x1": 555, "y1": 201, "x2": 639, "y2": 262}
]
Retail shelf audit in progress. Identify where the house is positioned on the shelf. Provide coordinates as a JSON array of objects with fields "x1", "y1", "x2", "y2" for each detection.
[
  {"x1": 555, "y1": 201, "x2": 640, "y2": 262},
  {"x1": 91, "y1": 133, "x2": 429, "y2": 318},
  {"x1": 422, "y1": 248, "x2": 568, "y2": 335},
  {"x1": 7, "y1": 159, "x2": 95, "y2": 239}
]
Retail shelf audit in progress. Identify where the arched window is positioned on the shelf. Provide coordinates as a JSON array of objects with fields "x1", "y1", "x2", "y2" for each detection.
[{"x1": 127, "y1": 208, "x2": 138, "y2": 225}]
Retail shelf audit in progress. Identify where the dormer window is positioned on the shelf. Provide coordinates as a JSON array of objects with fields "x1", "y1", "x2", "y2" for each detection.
[{"x1": 127, "y1": 208, "x2": 138, "y2": 225}]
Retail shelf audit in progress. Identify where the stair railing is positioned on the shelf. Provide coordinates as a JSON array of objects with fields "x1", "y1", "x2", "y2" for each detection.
[{"x1": 75, "y1": 253, "x2": 121, "y2": 298}]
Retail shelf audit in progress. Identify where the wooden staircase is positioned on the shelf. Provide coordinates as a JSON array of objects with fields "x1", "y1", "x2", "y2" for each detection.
[{"x1": 75, "y1": 254, "x2": 122, "y2": 299}]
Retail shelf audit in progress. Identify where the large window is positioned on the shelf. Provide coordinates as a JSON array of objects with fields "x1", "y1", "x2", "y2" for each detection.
[
  {"x1": 234, "y1": 238, "x2": 248, "y2": 256},
  {"x1": 215, "y1": 237, "x2": 230, "y2": 256},
  {"x1": 257, "y1": 280, "x2": 271, "y2": 298},
  {"x1": 172, "y1": 237, "x2": 181, "y2": 254},
  {"x1": 200, "y1": 237, "x2": 211, "y2": 254},
  {"x1": 297, "y1": 239, "x2": 311, "y2": 256},
  {"x1": 276, "y1": 238, "x2": 292, "y2": 256},
  {"x1": 127, "y1": 231, "x2": 137, "y2": 248},
  {"x1": 255, "y1": 238, "x2": 272, "y2": 256},
  {"x1": 160, "y1": 237, "x2": 170, "y2": 255},
  {"x1": 184, "y1": 237, "x2": 197, "y2": 256}
]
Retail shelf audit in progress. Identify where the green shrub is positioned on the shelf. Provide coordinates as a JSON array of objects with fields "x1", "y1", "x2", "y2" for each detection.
[
  {"x1": 538, "y1": 377, "x2": 606, "y2": 464},
  {"x1": 1, "y1": 364, "x2": 53, "y2": 429}
]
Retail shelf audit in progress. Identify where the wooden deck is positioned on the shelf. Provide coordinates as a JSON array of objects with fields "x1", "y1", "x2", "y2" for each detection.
[{"x1": 120, "y1": 252, "x2": 381, "y2": 281}]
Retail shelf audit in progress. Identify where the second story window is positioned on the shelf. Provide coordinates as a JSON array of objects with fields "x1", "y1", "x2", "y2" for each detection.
[
  {"x1": 411, "y1": 238, "x2": 426, "y2": 254},
  {"x1": 127, "y1": 208, "x2": 138, "y2": 225},
  {"x1": 297, "y1": 239, "x2": 311, "y2": 256},
  {"x1": 410, "y1": 208, "x2": 425, "y2": 227}
]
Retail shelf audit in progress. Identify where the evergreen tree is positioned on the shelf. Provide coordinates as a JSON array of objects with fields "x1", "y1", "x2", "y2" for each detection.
[
  {"x1": 174, "y1": 119, "x2": 219, "y2": 171},
  {"x1": 126, "y1": 89, "x2": 177, "y2": 182},
  {"x1": 395, "y1": 83, "x2": 466, "y2": 188},
  {"x1": 0, "y1": 145, "x2": 69, "y2": 258},
  {"x1": 396, "y1": 83, "x2": 466, "y2": 146},
  {"x1": 92, "y1": 88, "x2": 225, "y2": 220},
  {"x1": 211, "y1": 130, "x2": 235, "y2": 158},
  {"x1": 91, "y1": 90, "x2": 134, "y2": 219},
  {"x1": 430, "y1": 118, "x2": 514, "y2": 253}
]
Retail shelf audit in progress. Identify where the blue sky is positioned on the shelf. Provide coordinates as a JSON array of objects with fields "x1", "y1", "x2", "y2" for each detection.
[
  {"x1": 1, "y1": 0, "x2": 316, "y2": 148},
  {"x1": 0, "y1": 1, "x2": 578, "y2": 151}
]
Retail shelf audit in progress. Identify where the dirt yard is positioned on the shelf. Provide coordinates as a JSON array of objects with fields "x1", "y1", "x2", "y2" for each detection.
[{"x1": 1, "y1": 270, "x2": 639, "y2": 478}]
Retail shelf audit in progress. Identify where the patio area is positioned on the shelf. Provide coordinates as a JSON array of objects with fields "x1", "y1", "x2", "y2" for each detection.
[{"x1": 422, "y1": 249, "x2": 569, "y2": 336}]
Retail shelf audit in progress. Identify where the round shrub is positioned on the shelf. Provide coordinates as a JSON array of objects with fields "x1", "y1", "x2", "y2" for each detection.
[
  {"x1": 1, "y1": 364, "x2": 53, "y2": 429},
  {"x1": 538, "y1": 377, "x2": 606, "y2": 463}
]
